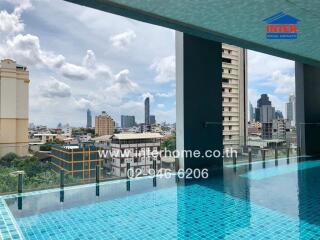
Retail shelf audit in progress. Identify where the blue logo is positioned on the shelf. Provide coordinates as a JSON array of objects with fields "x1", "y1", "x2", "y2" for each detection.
[{"x1": 264, "y1": 12, "x2": 300, "y2": 39}]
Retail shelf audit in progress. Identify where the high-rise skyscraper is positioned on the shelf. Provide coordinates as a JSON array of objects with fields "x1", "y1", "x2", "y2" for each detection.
[
  {"x1": 145, "y1": 97, "x2": 150, "y2": 125},
  {"x1": 149, "y1": 115, "x2": 156, "y2": 125},
  {"x1": 255, "y1": 94, "x2": 272, "y2": 122},
  {"x1": 255, "y1": 94, "x2": 275, "y2": 139},
  {"x1": 249, "y1": 102, "x2": 254, "y2": 122},
  {"x1": 86, "y1": 109, "x2": 92, "y2": 128},
  {"x1": 286, "y1": 94, "x2": 296, "y2": 126},
  {"x1": 95, "y1": 111, "x2": 115, "y2": 136},
  {"x1": 222, "y1": 44, "x2": 247, "y2": 150},
  {"x1": 275, "y1": 110, "x2": 284, "y2": 119},
  {"x1": 0, "y1": 59, "x2": 29, "y2": 157},
  {"x1": 121, "y1": 115, "x2": 135, "y2": 128}
]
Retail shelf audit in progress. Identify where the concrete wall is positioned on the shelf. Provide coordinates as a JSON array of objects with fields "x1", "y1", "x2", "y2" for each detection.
[
  {"x1": 296, "y1": 63, "x2": 320, "y2": 156},
  {"x1": 176, "y1": 32, "x2": 223, "y2": 170}
]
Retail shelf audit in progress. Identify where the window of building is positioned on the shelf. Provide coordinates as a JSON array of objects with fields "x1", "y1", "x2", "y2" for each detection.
[{"x1": 222, "y1": 58, "x2": 231, "y2": 63}]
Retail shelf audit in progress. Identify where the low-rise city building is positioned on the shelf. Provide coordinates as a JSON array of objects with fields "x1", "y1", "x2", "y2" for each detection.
[
  {"x1": 51, "y1": 144, "x2": 103, "y2": 180},
  {"x1": 33, "y1": 133, "x2": 57, "y2": 143},
  {"x1": 110, "y1": 133, "x2": 162, "y2": 177}
]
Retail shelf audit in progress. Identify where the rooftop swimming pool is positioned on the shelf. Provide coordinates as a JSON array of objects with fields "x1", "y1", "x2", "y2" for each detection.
[{"x1": 2, "y1": 157, "x2": 320, "y2": 240}]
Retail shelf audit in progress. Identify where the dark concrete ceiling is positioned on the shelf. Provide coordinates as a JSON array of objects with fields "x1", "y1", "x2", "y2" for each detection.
[{"x1": 65, "y1": 0, "x2": 320, "y2": 67}]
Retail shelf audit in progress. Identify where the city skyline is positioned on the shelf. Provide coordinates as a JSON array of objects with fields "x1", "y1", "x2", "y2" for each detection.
[{"x1": 0, "y1": 0, "x2": 294, "y2": 127}]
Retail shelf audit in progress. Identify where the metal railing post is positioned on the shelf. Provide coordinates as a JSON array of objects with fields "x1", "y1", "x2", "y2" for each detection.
[
  {"x1": 18, "y1": 173, "x2": 23, "y2": 194},
  {"x1": 96, "y1": 165, "x2": 100, "y2": 184},
  {"x1": 60, "y1": 190, "x2": 64, "y2": 203},
  {"x1": 287, "y1": 148, "x2": 290, "y2": 164},
  {"x1": 233, "y1": 155, "x2": 237, "y2": 166},
  {"x1": 126, "y1": 162, "x2": 130, "y2": 179},
  {"x1": 262, "y1": 149, "x2": 266, "y2": 168},
  {"x1": 262, "y1": 149, "x2": 266, "y2": 161},
  {"x1": 126, "y1": 162, "x2": 131, "y2": 191},
  {"x1": 60, "y1": 170, "x2": 64, "y2": 189},
  {"x1": 153, "y1": 159, "x2": 157, "y2": 187}
]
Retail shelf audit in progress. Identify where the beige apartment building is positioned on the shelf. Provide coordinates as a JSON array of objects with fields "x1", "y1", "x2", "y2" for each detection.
[
  {"x1": 222, "y1": 44, "x2": 247, "y2": 151},
  {"x1": 95, "y1": 111, "x2": 115, "y2": 136},
  {"x1": 0, "y1": 59, "x2": 29, "y2": 157}
]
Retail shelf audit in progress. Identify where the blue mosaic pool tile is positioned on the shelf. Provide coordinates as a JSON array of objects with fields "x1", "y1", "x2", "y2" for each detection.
[
  {"x1": 13, "y1": 184, "x2": 320, "y2": 240},
  {"x1": 242, "y1": 159, "x2": 320, "y2": 180},
  {"x1": 0, "y1": 199, "x2": 24, "y2": 240}
]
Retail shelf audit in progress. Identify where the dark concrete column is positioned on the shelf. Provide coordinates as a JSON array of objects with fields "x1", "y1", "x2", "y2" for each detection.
[
  {"x1": 295, "y1": 63, "x2": 320, "y2": 156},
  {"x1": 176, "y1": 32, "x2": 223, "y2": 170}
]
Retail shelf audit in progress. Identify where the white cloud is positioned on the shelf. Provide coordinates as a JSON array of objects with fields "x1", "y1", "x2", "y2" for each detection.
[
  {"x1": 248, "y1": 50, "x2": 294, "y2": 82},
  {"x1": 110, "y1": 30, "x2": 136, "y2": 49},
  {"x1": 151, "y1": 55, "x2": 175, "y2": 83},
  {"x1": 2, "y1": 34, "x2": 66, "y2": 68},
  {"x1": 154, "y1": 108, "x2": 175, "y2": 123},
  {"x1": 142, "y1": 92, "x2": 154, "y2": 102},
  {"x1": 82, "y1": 49, "x2": 96, "y2": 69},
  {"x1": 1, "y1": 0, "x2": 176, "y2": 126},
  {"x1": 156, "y1": 89, "x2": 175, "y2": 98},
  {"x1": 0, "y1": 0, "x2": 32, "y2": 35},
  {"x1": 60, "y1": 62, "x2": 90, "y2": 80},
  {"x1": 271, "y1": 71, "x2": 295, "y2": 94},
  {"x1": 157, "y1": 103, "x2": 165, "y2": 108},
  {"x1": 114, "y1": 69, "x2": 137, "y2": 90},
  {"x1": 41, "y1": 78, "x2": 72, "y2": 98},
  {"x1": 6, "y1": 0, "x2": 33, "y2": 16},
  {"x1": 74, "y1": 97, "x2": 92, "y2": 110},
  {"x1": 90, "y1": 69, "x2": 140, "y2": 106},
  {"x1": 5, "y1": 34, "x2": 42, "y2": 65},
  {"x1": 0, "y1": 10, "x2": 24, "y2": 34}
]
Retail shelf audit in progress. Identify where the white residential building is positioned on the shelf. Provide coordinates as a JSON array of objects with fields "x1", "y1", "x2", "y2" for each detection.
[{"x1": 110, "y1": 133, "x2": 162, "y2": 177}]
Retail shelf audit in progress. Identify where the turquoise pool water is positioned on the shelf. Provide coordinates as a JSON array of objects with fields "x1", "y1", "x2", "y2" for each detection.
[{"x1": 3, "y1": 157, "x2": 320, "y2": 239}]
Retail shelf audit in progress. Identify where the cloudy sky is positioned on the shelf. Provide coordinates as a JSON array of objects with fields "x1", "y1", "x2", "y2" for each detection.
[{"x1": 0, "y1": 0, "x2": 294, "y2": 127}]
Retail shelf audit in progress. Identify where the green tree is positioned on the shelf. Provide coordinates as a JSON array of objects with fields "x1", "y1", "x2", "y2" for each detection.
[
  {"x1": 0, "y1": 152, "x2": 20, "y2": 167},
  {"x1": 161, "y1": 133, "x2": 176, "y2": 151}
]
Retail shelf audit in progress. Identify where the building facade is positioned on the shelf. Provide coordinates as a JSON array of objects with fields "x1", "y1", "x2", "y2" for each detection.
[
  {"x1": 272, "y1": 119, "x2": 290, "y2": 140},
  {"x1": 86, "y1": 109, "x2": 92, "y2": 128},
  {"x1": 0, "y1": 59, "x2": 29, "y2": 157},
  {"x1": 286, "y1": 94, "x2": 296, "y2": 127},
  {"x1": 110, "y1": 133, "x2": 162, "y2": 177},
  {"x1": 222, "y1": 44, "x2": 247, "y2": 150},
  {"x1": 149, "y1": 115, "x2": 156, "y2": 125},
  {"x1": 121, "y1": 115, "x2": 135, "y2": 129},
  {"x1": 144, "y1": 97, "x2": 150, "y2": 125},
  {"x1": 51, "y1": 144, "x2": 103, "y2": 180},
  {"x1": 95, "y1": 111, "x2": 115, "y2": 136},
  {"x1": 249, "y1": 102, "x2": 254, "y2": 122}
]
